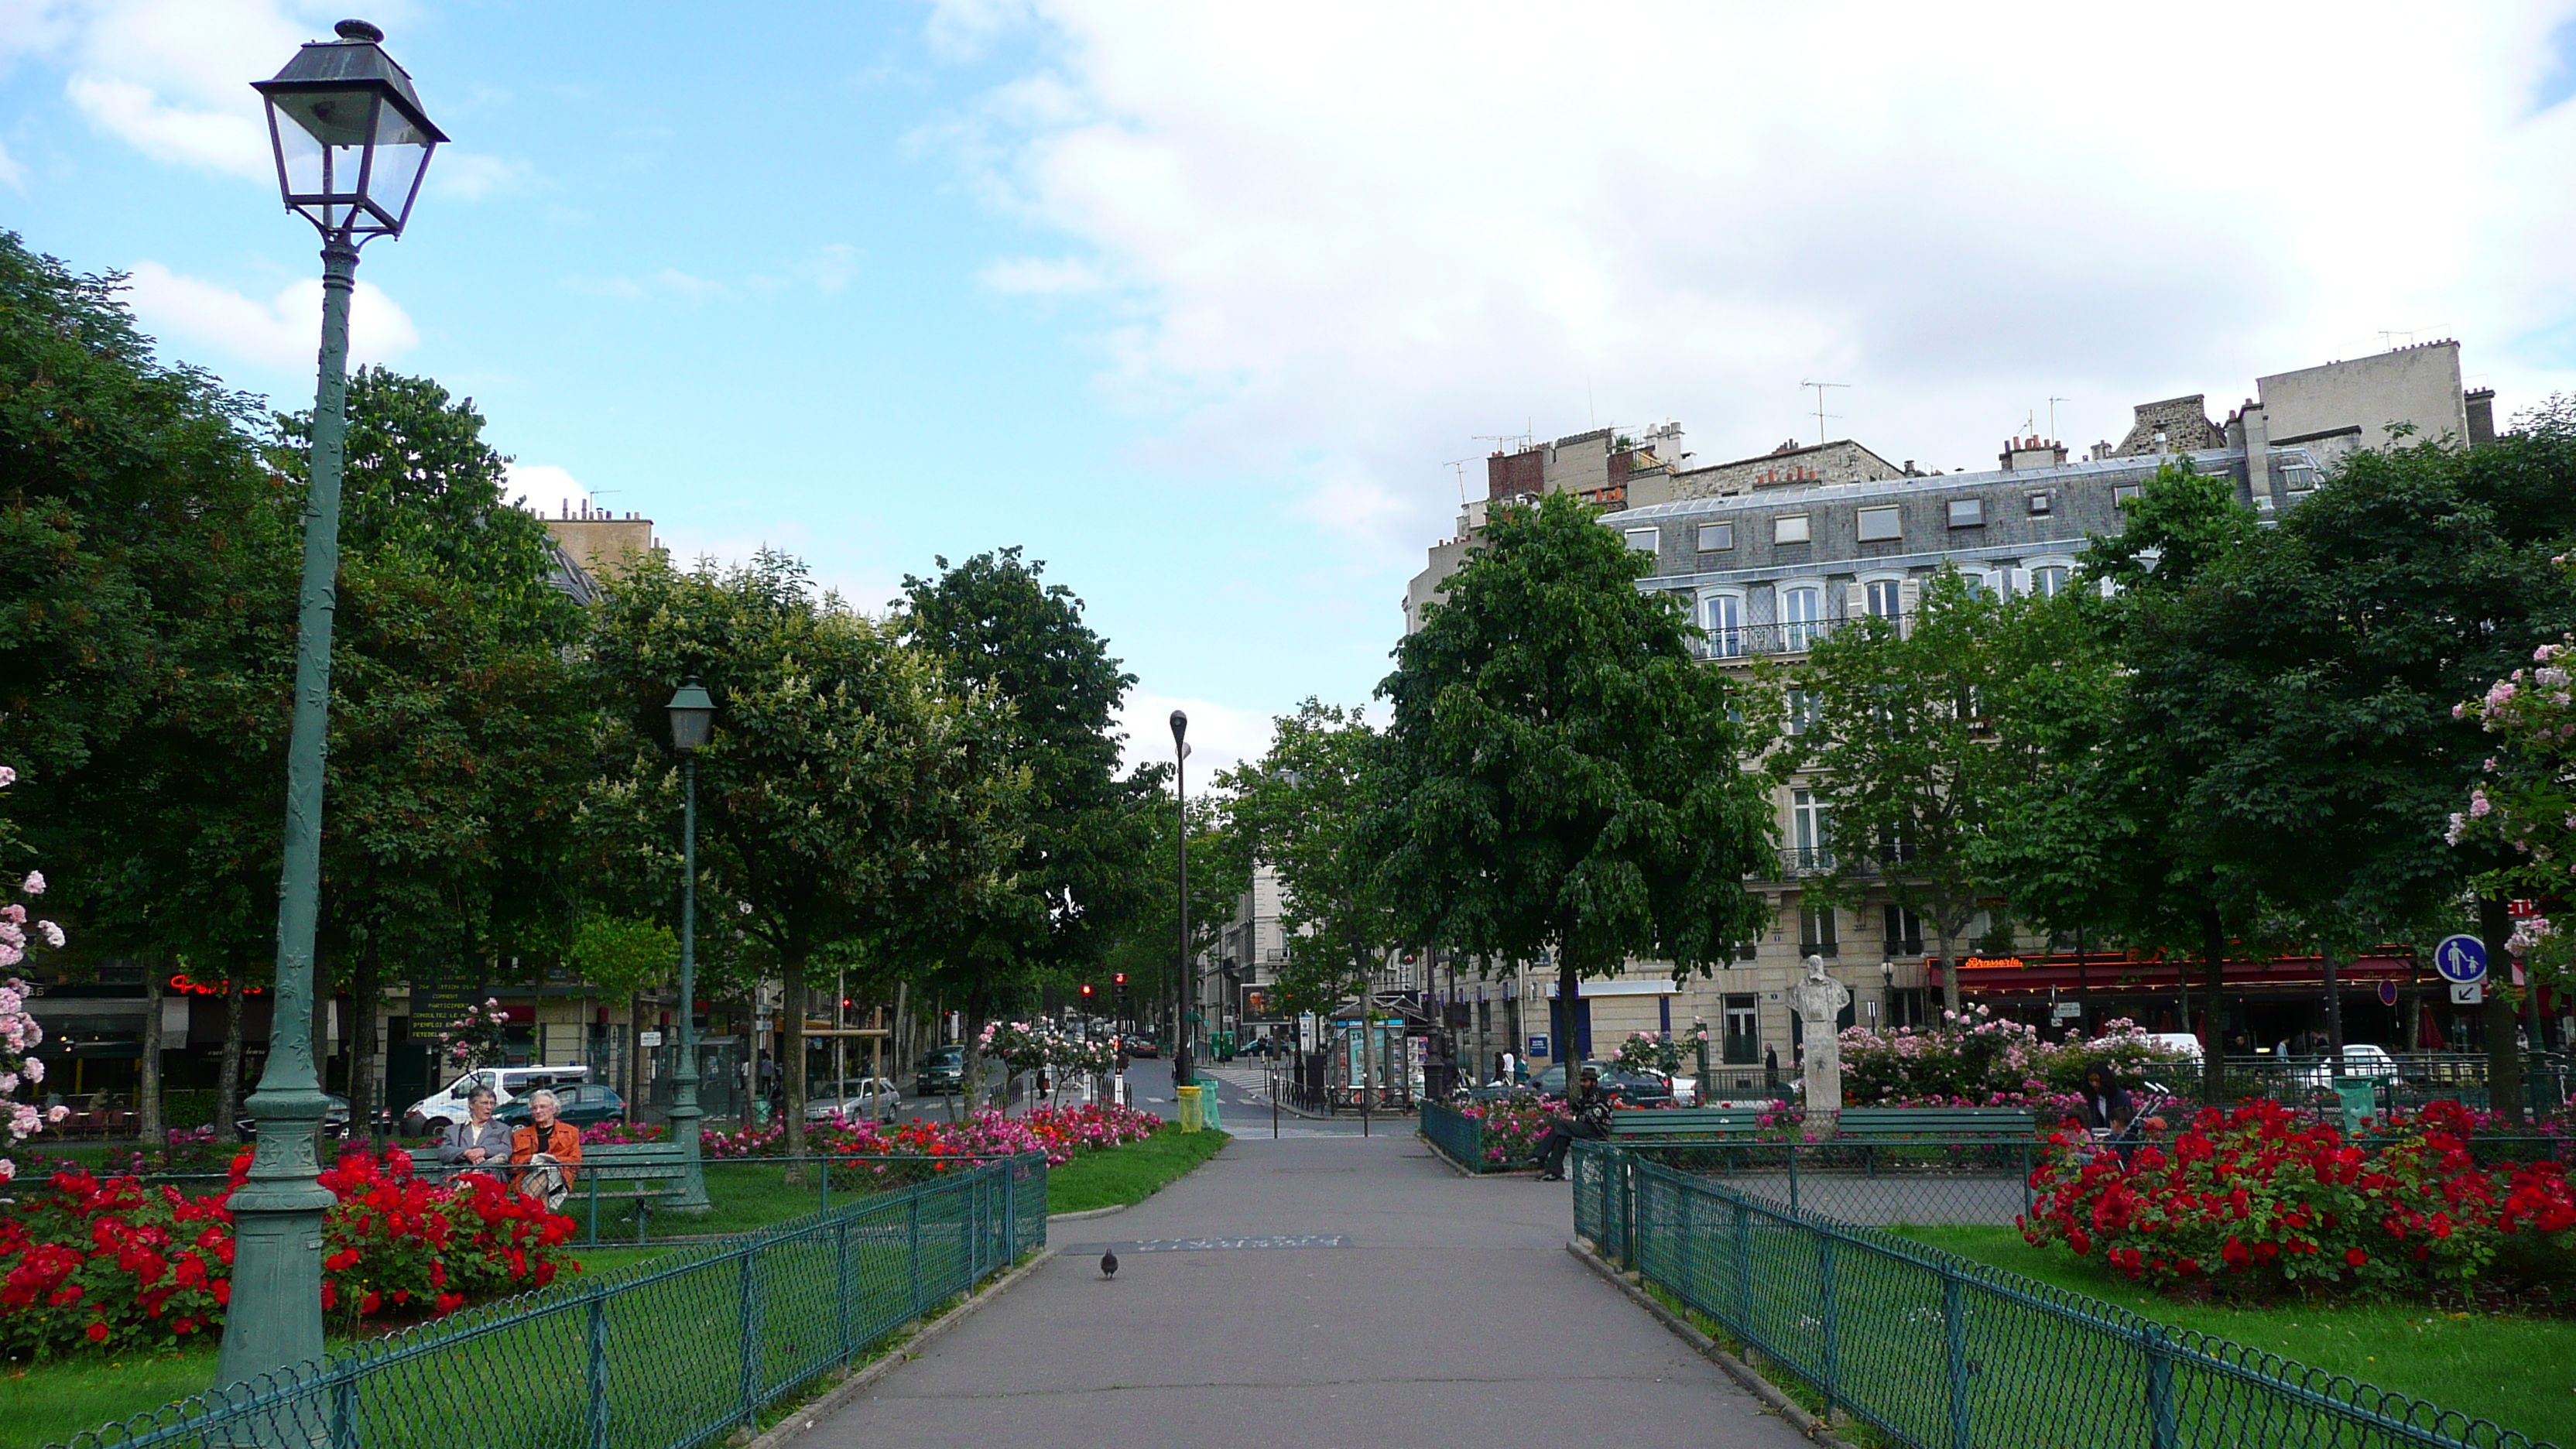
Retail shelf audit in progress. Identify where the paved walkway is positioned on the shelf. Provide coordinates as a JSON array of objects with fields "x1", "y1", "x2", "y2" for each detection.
[{"x1": 804, "y1": 1130, "x2": 1811, "y2": 1448}]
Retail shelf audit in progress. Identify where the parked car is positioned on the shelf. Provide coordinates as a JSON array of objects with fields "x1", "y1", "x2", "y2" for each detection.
[
  {"x1": 493, "y1": 1082, "x2": 626, "y2": 1128},
  {"x1": 236, "y1": 1093, "x2": 355, "y2": 1140},
  {"x1": 1523, "y1": 1063, "x2": 1673, "y2": 1106},
  {"x1": 2293, "y1": 1043, "x2": 2400, "y2": 1088},
  {"x1": 401, "y1": 1064, "x2": 593, "y2": 1137},
  {"x1": 807, "y1": 1077, "x2": 903, "y2": 1123},
  {"x1": 915, "y1": 1046, "x2": 968, "y2": 1097},
  {"x1": 1120, "y1": 1035, "x2": 1160, "y2": 1060}
]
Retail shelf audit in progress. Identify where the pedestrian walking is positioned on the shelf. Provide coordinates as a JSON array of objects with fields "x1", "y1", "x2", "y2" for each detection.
[{"x1": 1533, "y1": 1067, "x2": 1613, "y2": 1181}]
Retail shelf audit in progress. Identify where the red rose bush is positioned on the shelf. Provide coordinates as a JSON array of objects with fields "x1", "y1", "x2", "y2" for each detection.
[
  {"x1": 2023, "y1": 1100, "x2": 2576, "y2": 1302},
  {"x1": 0, "y1": 1146, "x2": 577, "y2": 1356}
]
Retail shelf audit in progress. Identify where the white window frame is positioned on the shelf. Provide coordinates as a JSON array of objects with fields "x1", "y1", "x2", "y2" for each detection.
[
  {"x1": 1947, "y1": 498, "x2": 1985, "y2": 529},
  {"x1": 1624, "y1": 527, "x2": 1660, "y2": 552},
  {"x1": 1855, "y1": 505, "x2": 1901, "y2": 543},
  {"x1": 1774, "y1": 513, "x2": 1811, "y2": 546},
  {"x1": 1701, "y1": 591, "x2": 1745, "y2": 658},
  {"x1": 1862, "y1": 577, "x2": 1903, "y2": 620},
  {"x1": 2027, "y1": 492, "x2": 2052, "y2": 516},
  {"x1": 1792, "y1": 789, "x2": 1832, "y2": 863},
  {"x1": 1780, "y1": 583, "x2": 1824, "y2": 649},
  {"x1": 1697, "y1": 520, "x2": 1735, "y2": 552},
  {"x1": 2024, "y1": 555, "x2": 2077, "y2": 599},
  {"x1": 2112, "y1": 484, "x2": 2143, "y2": 505}
]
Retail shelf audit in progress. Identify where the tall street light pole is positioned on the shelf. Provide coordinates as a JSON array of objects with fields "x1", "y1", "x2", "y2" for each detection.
[
  {"x1": 665, "y1": 680, "x2": 718, "y2": 1211},
  {"x1": 1171, "y1": 711, "x2": 1191, "y2": 1094},
  {"x1": 222, "y1": 19, "x2": 444, "y2": 1392}
]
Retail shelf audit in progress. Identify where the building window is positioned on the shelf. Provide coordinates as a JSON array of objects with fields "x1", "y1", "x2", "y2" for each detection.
[
  {"x1": 1783, "y1": 586, "x2": 1821, "y2": 649},
  {"x1": 1704, "y1": 594, "x2": 1742, "y2": 657},
  {"x1": 1784, "y1": 689, "x2": 1814, "y2": 735},
  {"x1": 1856, "y1": 505, "x2": 1901, "y2": 542},
  {"x1": 1775, "y1": 514, "x2": 1811, "y2": 546},
  {"x1": 1624, "y1": 527, "x2": 1659, "y2": 552},
  {"x1": 2281, "y1": 466, "x2": 2318, "y2": 492},
  {"x1": 1792, "y1": 789, "x2": 1831, "y2": 871},
  {"x1": 2113, "y1": 484, "x2": 2143, "y2": 505},
  {"x1": 2028, "y1": 492, "x2": 2052, "y2": 516},
  {"x1": 1947, "y1": 498, "x2": 1985, "y2": 528},
  {"x1": 1883, "y1": 905, "x2": 1924, "y2": 955},
  {"x1": 2030, "y1": 564, "x2": 2069, "y2": 598},
  {"x1": 1799, "y1": 900, "x2": 1838, "y2": 957},
  {"x1": 1698, "y1": 521, "x2": 1735, "y2": 551},
  {"x1": 1863, "y1": 579, "x2": 1901, "y2": 620},
  {"x1": 1722, "y1": 995, "x2": 1759, "y2": 1064}
]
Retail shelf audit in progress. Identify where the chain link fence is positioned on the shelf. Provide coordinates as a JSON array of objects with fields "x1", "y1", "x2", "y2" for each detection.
[
  {"x1": 1572, "y1": 1141, "x2": 2551, "y2": 1449},
  {"x1": 62, "y1": 1151, "x2": 1045, "y2": 1449}
]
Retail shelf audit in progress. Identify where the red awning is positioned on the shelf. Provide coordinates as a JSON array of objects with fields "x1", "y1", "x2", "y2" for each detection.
[{"x1": 1931, "y1": 951, "x2": 2417, "y2": 997}]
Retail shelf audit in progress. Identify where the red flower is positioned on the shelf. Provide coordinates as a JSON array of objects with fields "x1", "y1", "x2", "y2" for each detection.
[
  {"x1": 84, "y1": 1322, "x2": 108, "y2": 1343},
  {"x1": 2345, "y1": 1248, "x2": 2369, "y2": 1268}
]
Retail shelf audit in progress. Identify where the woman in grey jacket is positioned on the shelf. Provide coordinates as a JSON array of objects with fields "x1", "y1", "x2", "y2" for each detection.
[{"x1": 437, "y1": 1086, "x2": 513, "y2": 1170}]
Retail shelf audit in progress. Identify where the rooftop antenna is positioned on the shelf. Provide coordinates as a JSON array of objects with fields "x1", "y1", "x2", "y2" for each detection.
[
  {"x1": 1798, "y1": 381, "x2": 1848, "y2": 447},
  {"x1": 2047, "y1": 396, "x2": 2070, "y2": 443},
  {"x1": 1444, "y1": 458, "x2": 1475, "y2": 506}
]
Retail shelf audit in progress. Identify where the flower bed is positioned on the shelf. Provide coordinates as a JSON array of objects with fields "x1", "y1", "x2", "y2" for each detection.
[
  {"x1": 2022, "y1": 1101, "x2": 2576, "y2": 1305},
  {"x1": 1838, "y1": 1009, "x2": 2196, "y2": 1112},
  {"x1": 579, "y1": 1121, "x2": 666, "y2": 1146},
  {"x1": 0, "y1": 1148, "x2": 577, "y2": 1356},
  {"x1": 704, "y1": 1105, "x2": 1161, "y2": 1170},
  {"x1": 1457, "y1": 1095, "x2": 1564, "y2": 1168}
]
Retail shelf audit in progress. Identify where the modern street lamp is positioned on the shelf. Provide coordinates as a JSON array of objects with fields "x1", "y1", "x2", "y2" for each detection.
[
  {"x1": 1170, "y1": 710, "x2": 1191, "y2": 1093},
  {"x1": 664, "y1": 680, "x2": 717, "y2": 1211},
  {"x1": 221, "y1": 19, "x2": 444, "y2": 1392}
]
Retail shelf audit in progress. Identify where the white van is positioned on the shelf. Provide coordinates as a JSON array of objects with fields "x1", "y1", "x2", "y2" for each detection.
[{"x1": 403, "y1": 1064, "x2": 591, "y2": 1136}]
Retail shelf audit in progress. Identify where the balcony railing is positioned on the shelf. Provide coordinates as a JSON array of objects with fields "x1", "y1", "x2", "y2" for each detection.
[
  {"x1": 1778, "y1": 846, "x2": 1836, "y2": 875},
  {"x1": 1692, "y1": 614, "x2": 1912, "y2": 660}
]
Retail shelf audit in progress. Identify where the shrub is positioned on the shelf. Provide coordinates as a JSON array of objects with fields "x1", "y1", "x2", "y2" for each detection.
[
  {"x1": 2021, "y1": 1100, "x2": 2576, "y2": 1303},
  {"x1": 1458, "y1": 1095, "x2": 1564, "y2": 1167},
  {"x1": 1838, "y1": 1009, "x2": 2195, "y2": 1112},
  {"x1": 706, "y1": 1105, "x2": 1162, "y2": 1170},
  {"x1": 0, "y1": 1148, "x2": 578, "y2": 1357}
]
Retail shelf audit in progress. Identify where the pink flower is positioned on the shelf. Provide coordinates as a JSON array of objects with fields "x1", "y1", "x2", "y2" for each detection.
[
  {"x1": 34, "y1": 921, "x2": 62, "y2": 949},
  {"x1": 19, "y1": 872, "x2": 42, "y2": 897}
]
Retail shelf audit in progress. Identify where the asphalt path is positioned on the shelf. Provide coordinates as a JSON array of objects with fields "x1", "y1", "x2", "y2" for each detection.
[{"x1": 801, "y1": 1098, "x2": 1814, "y2": 1447}]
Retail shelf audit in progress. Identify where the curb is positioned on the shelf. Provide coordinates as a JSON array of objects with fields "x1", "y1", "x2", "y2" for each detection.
[
  {"x1": 1046, "y1": 1203, "x2": 1129, "y2": 1222},
  {"x1": 1567, "y1": 1239, "x2": 1858, "y2": 1449},
  {"x1": 1416, "y1": 1129, "x2": 1541, "y2": 1180},
  {"x1": 740, "y1": 1246, "x2": 1057, "y2": 1449}
]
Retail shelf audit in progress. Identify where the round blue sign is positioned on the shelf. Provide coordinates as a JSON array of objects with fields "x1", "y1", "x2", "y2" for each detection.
[{"x1": 2434, "y1": 934, "x2": 2489, "y2": 983}]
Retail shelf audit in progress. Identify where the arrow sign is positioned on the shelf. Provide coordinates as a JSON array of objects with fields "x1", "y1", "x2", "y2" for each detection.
[{"x1": 2434, "y1": 934, "x2": 2488, "y2": 985}]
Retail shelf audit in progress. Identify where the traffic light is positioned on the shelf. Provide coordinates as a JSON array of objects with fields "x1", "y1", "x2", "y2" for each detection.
[{"x1": 1081, "y1": 983, "x2": 1094, "y2": 1001}]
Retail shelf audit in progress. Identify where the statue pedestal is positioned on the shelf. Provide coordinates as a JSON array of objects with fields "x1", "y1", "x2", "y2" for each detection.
[{"x1": 1789, "y1": 954, "x2": 1850, "y2": 1140}]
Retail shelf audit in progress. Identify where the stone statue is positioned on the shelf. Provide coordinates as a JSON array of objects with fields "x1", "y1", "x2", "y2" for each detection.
[{"x1": 1788, "y1": 954, "x2": 1851, "y2": 1134}]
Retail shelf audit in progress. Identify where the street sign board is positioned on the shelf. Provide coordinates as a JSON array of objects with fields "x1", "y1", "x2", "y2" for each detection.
[
  {"x1": 638, "y1": 1030, "x2": 663, "y2": 1047},
  {"x1": 2451, "y1": 981, "x2": 2485, "y2": 1006},
  {"x1": 2434, "y1": 934, "x2": 2489, "y2": 984},
  {"x1": 1528, "y1": 1034, "x2": 1550, "y2": 1058},
  {"x1": 1297, "y1": 1012, "x2": 1317, "y2": 1054}
]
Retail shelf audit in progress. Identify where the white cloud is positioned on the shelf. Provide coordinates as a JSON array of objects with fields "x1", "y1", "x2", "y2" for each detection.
[
  {"x1": 978, "y1": 255, "x2": 1105, "y2": 296},
  {"x1": 937, "y1": 2, "x2": 2576, "y2": 557},
  {"x1": 1116, "y1": 690, "x2": 1290, "y2": 779},
  {"x1": 426, "y1": 150, "x2": 536, "y2": 201},
  {"x1": 124, "y1": 261, "x2": 419, "y2": 374},
  {"x1": 45, "y1": 0, "x2": 310, "y2": 178},
  {"x1": 502, "y1": 463, "x2": 589, "y2": 515}
]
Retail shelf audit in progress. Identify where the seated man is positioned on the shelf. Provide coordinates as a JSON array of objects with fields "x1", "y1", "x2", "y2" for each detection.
[
  {"x1": 437, "y1": 1086, "x2": 513, "y2": 1174},
  {"x1": 1534, "y1": 1067, "x2": 1614, "y2": 1181},
  {"x1": 509, "y1": 1088, "x2": 584, "y2": 1208}
]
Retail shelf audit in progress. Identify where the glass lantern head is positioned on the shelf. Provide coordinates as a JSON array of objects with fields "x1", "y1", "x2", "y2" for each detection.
[
  {"x1": 666, "y1": 679, "x2": 717, "y2": 754},
  {"x1": 252, "y1": 20, "x2": 446, "y2": 242}
]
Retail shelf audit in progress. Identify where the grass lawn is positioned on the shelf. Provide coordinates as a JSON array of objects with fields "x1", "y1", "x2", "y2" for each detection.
[
  {"x1": 1890, "y1": 1225, "x2": 2576, "y2": 1444},
  {"x1": 1046, "y1": 1125, "x2": 1228, "y2": 1216},
  {"x1": 1, "y1": 1343, "x2": 224, "y2": 1449}
]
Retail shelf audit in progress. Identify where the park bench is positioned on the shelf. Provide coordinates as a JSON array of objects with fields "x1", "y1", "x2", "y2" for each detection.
[
  {"x1": 1834, "y1": 1108, "x2": 2036, "y2": 1139},
  {"x1": 408, "y1": 1140, "x2": 694, "y2": 1243},
  {"x1": 1608, "y1": 1106, "x2": 1768, "y2": 1140}
]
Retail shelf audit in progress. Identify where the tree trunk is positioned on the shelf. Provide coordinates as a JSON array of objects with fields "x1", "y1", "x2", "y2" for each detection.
[
  {"x1": 780, "y1": 946, "x2": 809, "y2": 1163},
  {"x1": 1931, "y1": 925, "x2": 1961, "y2": 1016},
  {"x1": 626, "y1": 992, "x2": 646, "y2": 1125},
  {"x1": 2480, "y1": 894, "x2": 2526, "y2": 1127},
  {"x1": 2201, "y1": 905, "x2": 2228, "y2": 1103},
  {"x1": 2321, "y1": 944, "x2": 2345, "y2": 1076},
  {"x1": 214, "y1": 975, "x2": 246, "y2": 1144},
  {"x1": 139, "y1": 958, "x2": 166, "y2": 1150},
  {"x1": 350, "y1": 944, "x2": 381, "y2": 1149}
]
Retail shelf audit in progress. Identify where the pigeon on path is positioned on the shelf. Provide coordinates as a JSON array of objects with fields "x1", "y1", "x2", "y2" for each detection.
[{"x1": 1101, "y1": 1248, "x2": 1118, "y2": 1279}]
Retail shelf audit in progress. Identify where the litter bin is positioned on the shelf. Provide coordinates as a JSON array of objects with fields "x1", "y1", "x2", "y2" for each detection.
[
  {"x1": 1177, "y1": 1083, "x2": 1203, "y2": 1132},
  {"x1": 1195, "y1": 1077, "x2": 1222, "y2": 1132},
  {"x1": 2332, "y1": 1077, "x2": 2377, "y2": 1135}
]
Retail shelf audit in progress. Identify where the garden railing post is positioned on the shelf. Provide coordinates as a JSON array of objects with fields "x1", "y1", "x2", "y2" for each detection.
[
  {"x1": 1787, "y1": 1140, "x2": 1800, "y2": 1214},
  {"x1": 2142, "y1": 1323, "x2": 2178, "y2": 1449},
  {"x1": 908, "y1": 1191, "x2": 924, "y2": 1318},
  {"x1": 586, "y1": 1284, "x2": 610, "y2": 1449},
  {"x1": 820, "y1": 1156, "x2": 830, "y2": 1217},
  {"x1": 1003, "y1": 1154, "x2": 1018, "y2": 1263},
  {"x1": 587, "y1": 1171, "x2": 600, "y2": 1247},
  {"x1": 834, "y1": 1213, "x2": 855, "y2": 1367},
  {"x1": 738, "y1": 1248, "x2": 762, "y2": 1430},
  {"x1": 1941, "y1": 1268, "x2": 1971, "y2": 1449},
  {"x1": 1731, "y1": 1197, "x2": 1752, "y2": 1332},
  {"x1": 2019, "y1": 1139, "x2": 2031, "y2": 1221},
  {"x1": 1817, "y1": 1232, "x2": 1840, "y2": 1419},
  {"x1": 330, "y1": 1364, "x2": 358, "y2": 1449}
]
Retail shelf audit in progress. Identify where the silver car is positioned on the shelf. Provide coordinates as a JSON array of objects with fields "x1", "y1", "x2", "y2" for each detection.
[{"x1": 806, "y1": 1077, "x2": 903, "y2": 1124}]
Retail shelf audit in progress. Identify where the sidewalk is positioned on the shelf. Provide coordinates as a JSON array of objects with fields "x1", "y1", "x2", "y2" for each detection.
[{"x1": 800, "y1": 1131, "x2": 1812, "y2": 1447}]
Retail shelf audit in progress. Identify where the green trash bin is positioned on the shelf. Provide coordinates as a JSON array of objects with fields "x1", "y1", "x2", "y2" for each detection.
[
  {"x1": 1194, "y1": 1077, "x2": 1222, "y2": 1132},
  {"x1": 2332, "y1": 1077, "x2": 2378, "y2": 1135}
]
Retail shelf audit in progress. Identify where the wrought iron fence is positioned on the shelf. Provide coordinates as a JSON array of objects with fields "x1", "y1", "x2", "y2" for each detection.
[
  {"x1": 62, "y1": 1152, "x2": 1046, "y2": 1449},
  {"x1": 1571, "y1": 1141, "x2": 2553, "y2": 1449},
  {"x1": 1419, "y1": 1101, "x2": 1488, "y2": 1170},
  {"x1": 1622, "y1": 1138, "x2": 2034, "y2": 1227}
]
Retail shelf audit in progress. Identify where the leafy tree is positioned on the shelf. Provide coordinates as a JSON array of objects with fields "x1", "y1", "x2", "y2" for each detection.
[
  {"x1": 1785, "y1": 567, "x2": 2030, "y2": 1014},
  {"x1": 1219, "y1": 700, "x2": 1398, "y2": 1018},
  {"x1": 897, "y1": 549, "x2": 1158, "y2": 1029},
  {"x1": 566, "y1": 914, "x2": 677, "y2": 1117},
  {"x1": 1098, "y1": 783, "x2": 1244, "y2": 1046},
  {"x1": 589, "y1": 550, "x2": 1028, "y2": 1156},
  {"x1": 1371, "y1": 491, "x2": 1773, "y2": 1063}
]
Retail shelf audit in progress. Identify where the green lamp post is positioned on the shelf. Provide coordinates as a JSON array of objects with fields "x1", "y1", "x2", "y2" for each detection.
[
  {"x1": 219, "y1": 19, "x2": 445, "y2": 1392},
  {"x1": 664, "y1": 679, "x2": 718, "y2": 1211}
]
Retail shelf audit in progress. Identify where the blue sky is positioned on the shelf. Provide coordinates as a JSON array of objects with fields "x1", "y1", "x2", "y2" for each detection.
[{"x1": 7, "y1": 2, "x2": 2576, "y2": 772}]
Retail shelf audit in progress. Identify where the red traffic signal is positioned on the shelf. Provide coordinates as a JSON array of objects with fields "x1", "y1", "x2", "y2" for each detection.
[
  {"x1": 1113, "y1": 973, "x2": 1126, "y2": 987},
  {"x1": 1081, "y1": 983, "x2": 1094, "y2": 998}
]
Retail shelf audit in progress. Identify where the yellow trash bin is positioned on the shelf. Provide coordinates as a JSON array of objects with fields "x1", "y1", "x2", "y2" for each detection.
[{"x1": 1177, "y1": 1083, "x2": 1203, "y2": 1132}]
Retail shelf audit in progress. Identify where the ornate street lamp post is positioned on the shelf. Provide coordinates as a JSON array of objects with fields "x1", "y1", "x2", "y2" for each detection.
[
  {"x1": 665, "y1": 680, "x2": 718, "y2": 1211},
  {"x1": 220, "y1": 19, "x2": 444, "y2": 1392}
]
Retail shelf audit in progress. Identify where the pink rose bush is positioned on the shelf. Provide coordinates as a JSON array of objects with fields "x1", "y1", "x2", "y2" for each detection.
[
  {"x1": 1838, "y1": 1009, "x2": 2196, "y2": 1114},
  {"x1": 704, "y1": 1104, "x2": 1162, "y2": 1170},
  {"x1": 0, "y1": 766, "x2": 73, "y2": 1181}
]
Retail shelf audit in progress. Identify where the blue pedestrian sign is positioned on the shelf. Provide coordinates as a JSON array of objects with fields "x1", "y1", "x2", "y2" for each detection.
[
  {"x1": 1527, "y1": 1035, "x2": 1549, "y2": 1058},
  {"x1": 2434, "y1": 934, "x2": 2488, "y2": 984}
]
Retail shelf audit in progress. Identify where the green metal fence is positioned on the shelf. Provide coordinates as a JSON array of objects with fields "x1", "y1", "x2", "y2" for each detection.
[
  {"x1": 1419, "y1": 1101, "x2": 1488, "y2": 1170},
  {"x1": 1571, "y1": 1141, "x2": 2554, "y2": 1449},
  {"x1": 61, "y1": 1152, "x2": 1046, "y2": 1449}
]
